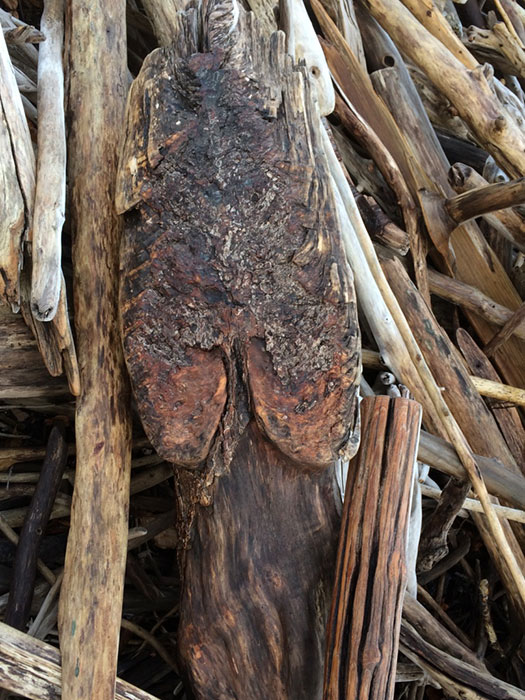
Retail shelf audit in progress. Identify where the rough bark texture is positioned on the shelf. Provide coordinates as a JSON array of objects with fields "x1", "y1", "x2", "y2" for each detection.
[
  {"x1": 117, "y1": 29, "x2": 360, "y2": 471},
  {"x1": 117, "y1": 3, "x2": 360, "y2": 697}
]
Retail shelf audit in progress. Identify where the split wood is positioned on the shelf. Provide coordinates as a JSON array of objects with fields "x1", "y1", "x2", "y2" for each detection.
[{"x1": 324, "y1": 395, "x2": 421, "y2": 700}]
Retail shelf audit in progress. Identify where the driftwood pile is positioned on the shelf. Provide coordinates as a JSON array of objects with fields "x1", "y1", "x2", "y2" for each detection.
[{"x1": 0, "y1": 0, "x2": 525, "y2": 699}]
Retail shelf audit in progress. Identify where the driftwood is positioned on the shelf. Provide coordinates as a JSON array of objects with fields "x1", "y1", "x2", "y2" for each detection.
[
  {"x1": 30, "y1": 0, "x2": 66, "y2": 322},
  {"x1": 0, "y1": 620, "x2": 160, "y2": 700},
  {"x1": 57, "y1": 3, "x2": 132, "y2": 700},
  {"x1": 457, "y1": 329, "x2": 525, "y2": 467},
  {"x1": 4, "y1": 424, "x2": 68, "y2": 630},
  {"x1": 1, "y1": 0, "x2": 525, "y2": 698},
  {"x1": 0, "y1": 25, "x2": 34, "y2": 309},
  {"x1": 116, "y1": 2, "x2": 359, "y2": 697},
  {"x1": 324, "y1": 396, "x2": 421, "y2": 700}
]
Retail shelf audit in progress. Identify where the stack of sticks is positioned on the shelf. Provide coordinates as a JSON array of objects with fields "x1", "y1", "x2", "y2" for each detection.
[{"x1": 0, "y1": 0, "x2": 524, "y2": 699}]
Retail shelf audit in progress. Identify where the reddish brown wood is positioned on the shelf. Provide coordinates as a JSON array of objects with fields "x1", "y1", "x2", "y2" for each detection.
[
  {"x1": 323, "y1": 396, "x2": 422, "y2": 700},
  {"x1": 116, "y1": 5, "x2": 360, "y2": 698},
  {"x1": 117, "y1": 41, "x2": 360, "y2": 471}
]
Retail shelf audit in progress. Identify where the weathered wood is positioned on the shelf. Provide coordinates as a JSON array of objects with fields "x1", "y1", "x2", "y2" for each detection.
[
  {"x1": 428, "y1": 269, "x2": 525, "y2": 342},
  {"x1": 364, "y1": 0, "x2": 525, "y2": 179},
  {"x1": 57, "y1": 2, "x2": 132, "y2": 700},
  {"x1": 117, "y1": 14, "x2": 360, "y2": 470},
  {"x1": 0, "y1": 621, "x2": 161, "y2": 700},
  {"x1": 0, "y1": 304, "x2": 69, "y2": 400},
  {"x1": 457, "y1": 329, "x2": 525, "y2": 469},
  {"x1": 4, "y1": 424, "x2": 68, "y2": 630},
  {"x1": 117, "y1": 3, "x2": 359, "y2": 697},
  {"x1": 470, "y1": 376, "x2": 525, "y2": 409},
  {"x1": 400, "y1": 617, "x2": 525, "y2": 699},
  {"x1": 398, "y1": 0, "x2": 477, "y2": 68},
  {"x1": 445, "y1": 179, "x2": 525, "y2": 227},
  {"x1": 418, "y1": 431, "x2": 525, "y2": 510},
  {"x1": 0, "y1": 26, "x2": 34, "y2": 309},
  {"x1": 323, "y1": 396, "x2": 421, "y2": 700},
  {"x1": 449, "y1": 163, "x2": 525, "y2": 251},
  {"x1": 20, "y1": 268, "x2": 80, "y2": 397},
  {"x1": 365, "y1": 27, "x2": 525, "y2": 390},
  {"x1": 177, "y1": 421, "x2": 340, "y2": 699},
  {"x1": 381, "y1": 253, "x2": 525, "y2": 622},
  {"x1": 484, "y1": 302, "x2": 525, "y2": 358},
  {"x1": 354, "y1": 192, "x2": 409, "y2": 255},
  {"x1": 30, "y1": 0, "x2": 66, "y2": 321}
]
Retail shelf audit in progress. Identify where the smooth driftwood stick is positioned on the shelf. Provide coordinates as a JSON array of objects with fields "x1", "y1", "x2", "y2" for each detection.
[
  {"x1": 445, "y1": 178, "x2": 525, "y2": 227},
  {"x1": 448, "y1": 163, "x2": 525, "y2": 251},
  {"x1": 0, "y1": 621, "x2": 160, "y2": 700},
  {"x1": 323, "y1": 396, "x2": 422, "y2": 700},
  {"x1": 30, "y1": 0, "x2": 66, "y2": 321},
  {"x1": 58, "y1": 2, "x2": 132, "y2": 700}
]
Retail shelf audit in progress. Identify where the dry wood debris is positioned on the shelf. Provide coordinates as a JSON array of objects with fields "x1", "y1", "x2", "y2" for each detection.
[{"x1": 0, "y1": 0, "x2": 524, "y2": 699}]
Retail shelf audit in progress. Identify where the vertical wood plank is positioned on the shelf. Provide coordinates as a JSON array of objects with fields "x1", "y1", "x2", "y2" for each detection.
[
  {"x1": 324, "y1": 396, "x2": 422, "y2": 700},
  {"x1": 57, "y1": 2, "x2": 132, "y2": 699}
]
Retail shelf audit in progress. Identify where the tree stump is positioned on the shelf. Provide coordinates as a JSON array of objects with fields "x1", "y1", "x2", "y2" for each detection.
[{"x1": 116, "y1": 2, "x2": 360, "y2": 697}]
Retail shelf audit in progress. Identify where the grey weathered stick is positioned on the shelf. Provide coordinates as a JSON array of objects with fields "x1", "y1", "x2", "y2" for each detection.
[
  {"x1": 0, "y1": 621, "x2": 161, "y2": 700},
  {"x1": 0, "y1": 26, "x2": 35, "y2": 309},
  {"x1": 57, "y1": 1, "x2": 132, "y2": 699},
  {"x1": 31, "y1": 0, "x2": 66, "y2": 321}
]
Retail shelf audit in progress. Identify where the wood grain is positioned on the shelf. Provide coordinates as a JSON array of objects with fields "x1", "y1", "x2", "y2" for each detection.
[
  {"x1": 324, "y1": 396, "x2": 422, "y2": 700},
  {"x1": 57, "y1": 2, "x2": 132, "y2": 699}
]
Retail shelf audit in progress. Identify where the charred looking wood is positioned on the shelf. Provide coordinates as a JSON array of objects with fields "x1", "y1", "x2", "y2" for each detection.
[
  {"x1": 4, "y1": 423, "x2": 68, "y2": 630},
  {"x1": 116, "y1": 3, "x2": 360, "y2": 697}
]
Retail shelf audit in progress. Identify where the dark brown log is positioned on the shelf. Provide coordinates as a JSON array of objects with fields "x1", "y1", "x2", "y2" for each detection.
[
  {"x1": 177, "y1": 420, "x2": 340, "y2": 699},
  {"x1": 4, "y1": 424, "x2": 68, "y2": 630},
  {"x1": 323, "y1": 396, "x2": 422, "y2": 700},
  {"x1": 116, "y1": 3, "x2": 360, "y2": 698}
]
